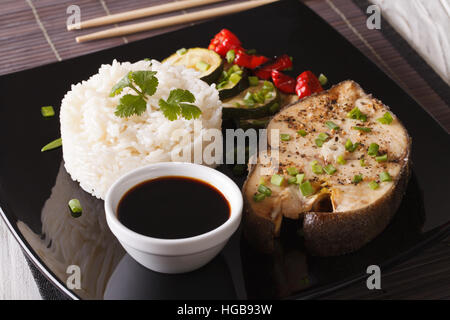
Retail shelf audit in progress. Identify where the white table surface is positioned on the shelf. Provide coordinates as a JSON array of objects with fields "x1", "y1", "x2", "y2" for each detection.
[
  {"x1": 1, "y1": 0, "x2": 449, "y2": 300},
  {"x1": 0, "y1": 218, "x2": 41, "y2": 300}
]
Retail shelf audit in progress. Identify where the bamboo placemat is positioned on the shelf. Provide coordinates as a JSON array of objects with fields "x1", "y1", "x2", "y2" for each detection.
[{"x1": 1, "y1": 0, "x2": 449, "y2": 299}]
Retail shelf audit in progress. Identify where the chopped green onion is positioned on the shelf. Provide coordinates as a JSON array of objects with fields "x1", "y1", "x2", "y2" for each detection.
[
  {"x1": 288, "y1": 176, "x2": 297, "y2": 184},
  {"x1": 345, "y1": 139, "x2": 359, "y2": 152},
  {"x1": 337, "y1": 155, "x2": 346, "y2": 165},
  {"x1": 368, "y1": 143, "x2": 379, "y2": 156},
  {"x1": 176, "y1": 48, "x2": 187, "y2": 56},
  {"x1": 41, "y1": 137, "x2": 62, "y2": 152},
  {"x1": 353, "y1": 174, "x2": 363, "y2": 184},
  {"x1": 262, "y1": 80, "x2": 274, "y2": 91},
  {"x1": 243, "y1": 92, "x2": 255, "y2": 107},
  {"x1": 347, "y1": 107, "x2": 367, "y2": 122},
  {"x1": 41, "y1": 106, "x2": 55, "y2": 117},
  {"x1": 352, "y1": 126, "x2": 372, "y2": 132},
  {"x1": 68, "y1": 199, "x2": 82, "y2": 218},
  {"x1": 248, "y1": 76, "x2": 259, "y2": 86},
  {"x1": 325, "y1": 121, "x2": 339, "y2": 130},
  {"x1": 375, "y1": 154, "x2": 388, "y2": 162},
  {"x1": 311, "y1": 161, "x2": 323, "y2": 174},
  {"x1": 297, "y1": 129, "x2": 307, "y2": 137},
  {"x1": 377, "y1": 112, "x2": 393, "y2": 125},
  {"x1": 379, "y1": 171, "x2": 392, "y2": 182},
  {"x1": 196, "y1": 60, "x2": 210, "y2": 72},
  {"x1": 315, "y1": 139, "x2": 324, "y2": 147},
  {"x1": 269, "y1": 102, "x2": 280, "y2": 113},
  {"x1": 315, "y1": 132, "x2": 329, "y2": 147},
  {"x1": 360, "y1": 158, "x2": 366, "y2": 167},
  {"x1": 252, "y1": 91, "x2": 265, "y2": 104},
  {"x1": 216, "y1": 81, "x2": 228, "y2": 89},
  {"x1": 317, "y1": 132, "x2": 329, "y2": 141},
  {"x1": 243, "y1": 91, "x2": 253, "y2": 101},
  {"x1": 264, "y1": 92, "x2": 273, "y2": 100},
  {"x1": 258, "y1": 184, "x2": 272, "y2": 196},
  {"x1": 300, "y1": 181, "x2": 314, "y2": 197},
  {"x1": 318, "y1": 73, "x2": 328, "y2": 86},
  {"x1": 234, "y1": 102, "x2": 242, "y2": 108},
  {"x1": 324, "y1": 164, "x2": 337, "y2": 175},
  {"x1": 229, "y1": 73, "x2": 242, "y2": 85},
  {"x1": 280, "y1": 134, "x2": 291, "y2": 141},
  {"x1": 271, "y1": 174, "x2": 284, "y2": 186},
  {"x1": 228, "y1": 64, "x2": 241, "y2": 75},
  {"x1": 226, "y1": 49, "x2": 235, "y2": 64},
  {"x1": 176, "y1": 48, "x2": 187, "y2": 55},
  {"x1": 286, "y1": 167, "x2": 299, "y2": 176},
  {"x1": 345, "y1": 139, "x2": 353, "y2": 150},
  {"x1": 296, "y1": 173, "x2": 305, "y2": 185},
  {"x1": 368, "y1": 181, "x2": 379, "y2": 190},
  {"x1": 253, "y1": 193, "x2": 266, "y2": 202}
]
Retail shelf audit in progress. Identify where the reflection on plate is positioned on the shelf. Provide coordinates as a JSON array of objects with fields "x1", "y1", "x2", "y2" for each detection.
[
  {"x1": 17, "y1": 162, "x2": 124, "y2": 299},
  {"x1": 104, "y1": 254, "x2": 237, "y2": 300}
]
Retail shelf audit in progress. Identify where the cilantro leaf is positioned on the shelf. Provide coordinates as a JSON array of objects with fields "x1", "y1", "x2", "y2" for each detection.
[
  {"x1": 158, "y1": 99, "x2": 181, "y2": 121},
  {"x1": 167, "y1": 89, "x2": 195, "y2": 104},
  {"x1": 110, "y1": 72, "x2": 132, "y2": 97},
  {"x1": 131, "y1": 71, "x2": 158, "y2": 96},
  {"x1": 158, "y1": 89, "x2": 201, "y2": 121},
  {"x1": 180, "y1": 103, "x2": 202, "y2": 120},
  {"x1": 111, "y1": 70, "x2": 201, "y2": 121},
  {"x1": 114, "y1": 94, "x2": 147, "y2": 117}
]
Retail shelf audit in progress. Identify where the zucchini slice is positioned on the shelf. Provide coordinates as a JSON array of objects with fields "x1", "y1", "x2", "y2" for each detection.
[
  {"x1": 217, "y1": 64, "x2": 249, "y2": 100},
  {"x1": 237, "y1": 116, "x2": 272, "y2": 130},
  {"x1": 222, "y1": 80, "x2": 281, "y2": 119},
  {"x1": 163, "y1": 48, "x2": 223, "y2": 84}
]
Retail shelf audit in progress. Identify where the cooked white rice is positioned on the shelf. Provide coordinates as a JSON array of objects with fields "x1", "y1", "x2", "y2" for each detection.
[{"x1": 60, "y1": 59, "x2": 222, "y2": 199}]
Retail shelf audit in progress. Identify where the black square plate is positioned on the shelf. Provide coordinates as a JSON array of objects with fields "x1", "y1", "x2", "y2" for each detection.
[{"x1": 1, "y1": 0, "x2": 449, "y2": 299}]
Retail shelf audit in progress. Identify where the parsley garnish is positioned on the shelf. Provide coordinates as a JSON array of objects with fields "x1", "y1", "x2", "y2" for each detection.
[
  {"x1": 110, "y1": 71, "x2": 201, "y2": 121},
  {"x1": 110, "y1": 71, "x2": 158, "y2": 117},
  {"x1": 158, "y1": 89, "x2": 202, "y2": 121},
  {"x1": 114, "y1": 94, "x2": 147, "y2": 117}
]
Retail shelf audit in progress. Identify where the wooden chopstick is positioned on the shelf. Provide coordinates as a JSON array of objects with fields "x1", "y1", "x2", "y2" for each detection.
[
  {"x1": 67, "y1": 0, "x2": 226, "y2": 31},
  {"x1": 76, "y1": 0, "x2": 278, "y2": 43}
]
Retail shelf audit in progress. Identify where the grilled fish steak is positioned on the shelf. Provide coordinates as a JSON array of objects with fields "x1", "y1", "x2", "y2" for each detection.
[{"x1": 243, "y1": 80, "x2": 411, "y2": 256}]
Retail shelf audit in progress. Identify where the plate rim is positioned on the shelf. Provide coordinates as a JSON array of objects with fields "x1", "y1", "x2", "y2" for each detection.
[{"x1": 0, "y1": 206, "x2": 78, "y2": 300}]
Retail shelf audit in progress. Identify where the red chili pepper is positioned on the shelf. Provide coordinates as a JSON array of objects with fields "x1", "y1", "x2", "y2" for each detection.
[
  {"x1": 254, "y1": 54, "x2": 293, "y2": 80},
  {"x1": 208, "y1": 29, "x2": 241, "y2": 57},
  {"x1": 271, "y1": 70, "x2": 296, "y2": 94},
  {"x1": 233, "y1": 48, "x2": 252, "y2": 68},
  {"x1": 249, "y1": 54, "x2": 270, "y2": 69},
  {"x1": 209, "y1": 29, "x2": 268, "y2": 68},
  {"x1": 234, "y1": 48, "x2": 269, "y2": 69},
  {"x1": 295, "y1": 71, "x2": 323, "y2": 99}
]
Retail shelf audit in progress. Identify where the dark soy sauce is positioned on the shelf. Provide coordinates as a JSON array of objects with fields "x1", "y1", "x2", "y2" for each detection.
[{"x1": 117, "y1": 176, "x2": 230, "y2": 239}]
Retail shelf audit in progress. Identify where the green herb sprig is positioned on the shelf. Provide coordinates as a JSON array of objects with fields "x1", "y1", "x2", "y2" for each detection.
[
  {"x1": 110, "y1": 71, "x2": 158, "y2": 117},
  {"x1": 158, "y1": 89, "x2": 202, "y2": 121},
  {"x1": 110, "y1": 71, "x2": 201, "y2": 121}
]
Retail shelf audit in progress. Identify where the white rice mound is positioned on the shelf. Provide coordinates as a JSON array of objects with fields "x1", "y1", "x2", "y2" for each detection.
[{"x1": 60, "y1": 59, "x2": 222, "y2": 199}]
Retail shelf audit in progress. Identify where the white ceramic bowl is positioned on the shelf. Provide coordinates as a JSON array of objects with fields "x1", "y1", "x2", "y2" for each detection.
[{"x1": 104, "y1": 162, "x2": 243, "y2": 274}]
